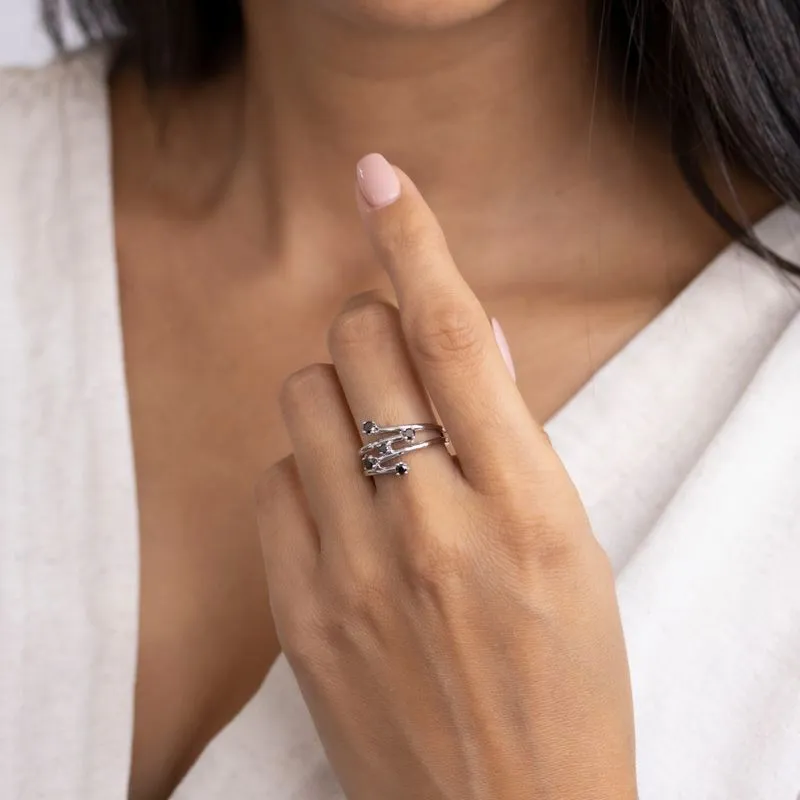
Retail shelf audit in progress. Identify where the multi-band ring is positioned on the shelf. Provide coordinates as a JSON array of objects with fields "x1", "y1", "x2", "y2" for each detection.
[{"x1": 360, "y1": 420, "x2": 449, "y2": 477}]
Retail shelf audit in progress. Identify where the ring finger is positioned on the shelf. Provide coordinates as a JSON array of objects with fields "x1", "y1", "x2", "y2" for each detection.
[{"x1": 328, "y1": 292, "x2": 461, "y2": 503}]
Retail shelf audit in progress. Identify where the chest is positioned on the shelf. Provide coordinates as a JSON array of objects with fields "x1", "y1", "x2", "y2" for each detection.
[
  {"x1": 117, "y1": 249, "x2": 668, "y2": 797},
  {"x1": 119, "y1": 258, "x2": 330, "y2": 797}
]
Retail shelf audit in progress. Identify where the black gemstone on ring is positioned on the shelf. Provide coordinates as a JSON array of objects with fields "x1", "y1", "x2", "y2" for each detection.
[
  {"x1": 378, "y1": 442, "x2": 392, "y2": 456},
  {"x1": 362, "y1": 421, "x2": 379, "y2": 435},
  {"x1": 395, "y1": 463, "x2": 410, "y2": 476},
  {"x1": 402, "y1": 428, "x2": 415, "y2": 442},
  {"x1": 362, "y1": 456, "x2": 379, "y2": 470}
]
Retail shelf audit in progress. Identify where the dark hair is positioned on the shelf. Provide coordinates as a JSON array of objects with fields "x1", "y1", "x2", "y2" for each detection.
[{"x1": 44, "y1": 0, "x2": 800, "y2": 276}]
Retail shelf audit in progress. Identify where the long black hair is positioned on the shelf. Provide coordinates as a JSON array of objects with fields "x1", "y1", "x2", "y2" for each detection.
[{"x1": 43, "y1": 0, "x2": 800, "y2": 276}]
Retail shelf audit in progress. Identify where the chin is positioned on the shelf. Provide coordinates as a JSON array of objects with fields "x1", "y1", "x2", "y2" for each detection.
[{"x1": 319, "y1": 0, "x2": 510, "y2": 29}]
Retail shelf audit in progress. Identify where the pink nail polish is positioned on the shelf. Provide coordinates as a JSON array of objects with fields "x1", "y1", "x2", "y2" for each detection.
[
  {"x1": 492, "y1": 318, "x2": 516, "y2": 382},
  {"x1": 356, "y1": 153, "x2": 401, "y2": 209}
]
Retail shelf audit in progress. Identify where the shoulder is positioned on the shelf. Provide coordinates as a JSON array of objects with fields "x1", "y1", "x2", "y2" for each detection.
[
  {"x1": 755, "y1": 204, "x2": 800, "y2": 266},
  {"x1": 733, "y1": 205, "x2": 800, "y2": 323},
  {"x1": 756, "y1": 205, "x2": 800, "y2": 326}
]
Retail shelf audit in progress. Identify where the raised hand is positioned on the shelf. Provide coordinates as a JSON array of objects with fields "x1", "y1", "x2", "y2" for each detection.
[{"x1": 257, "y1": 153, "x2": 637, "y2": 800}]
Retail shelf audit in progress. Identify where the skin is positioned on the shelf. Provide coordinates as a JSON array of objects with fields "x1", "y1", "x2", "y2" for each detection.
[
  {"x1": 259, "y1": 161, "x2": 638, "y2": 799},
  {"x1": 111, "y1": 0, "x2": 776, "y2": 796}
]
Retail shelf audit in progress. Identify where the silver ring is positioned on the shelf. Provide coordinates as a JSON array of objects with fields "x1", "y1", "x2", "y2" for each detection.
[{"x1": 360, "y1": 420, "x2": 449, "y2": 477}]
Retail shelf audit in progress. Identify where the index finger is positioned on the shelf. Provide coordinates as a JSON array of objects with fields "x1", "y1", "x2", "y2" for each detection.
[{"x1": 355, "y1": 153, "x2": 548, "y2": 490}]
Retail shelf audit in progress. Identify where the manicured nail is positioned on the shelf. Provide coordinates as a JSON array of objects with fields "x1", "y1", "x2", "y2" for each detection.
[
  {"x1": 492, "y1": 318, "x2": 516, "y2": 382},
  {"x1": 356, "y1": 153, "x2": 401, "y2": 209}
]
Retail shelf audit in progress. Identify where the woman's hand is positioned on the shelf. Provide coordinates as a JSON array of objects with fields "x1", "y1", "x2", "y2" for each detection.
[{"x1": 257, "y1": 154, "x2": 637, "y2": 800}]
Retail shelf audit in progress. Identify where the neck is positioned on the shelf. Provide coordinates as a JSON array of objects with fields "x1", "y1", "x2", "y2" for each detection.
[
  {"x1": 242, "y1": 1, "x2": 632, "y2": 281},
  {"x1": 116, "y1": 0, "x2": 750, "y2": 298},
  {"x1": 246, "y1": 1, "x2": 595, "y2": 206}
]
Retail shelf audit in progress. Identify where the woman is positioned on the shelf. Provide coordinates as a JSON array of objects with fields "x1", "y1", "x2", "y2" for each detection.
[{"x1": 1, "y1": 0, "x2": 799, "y2": 797}]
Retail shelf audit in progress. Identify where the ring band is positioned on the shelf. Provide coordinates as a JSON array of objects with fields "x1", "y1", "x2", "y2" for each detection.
[{"x1": 360, "y1": 420, "x2": 449, "y2": 477}]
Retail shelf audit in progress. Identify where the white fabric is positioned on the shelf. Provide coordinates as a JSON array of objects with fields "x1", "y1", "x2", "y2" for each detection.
[{"x1": 1, "y1": 49, "x2": 800, "y2": 800}]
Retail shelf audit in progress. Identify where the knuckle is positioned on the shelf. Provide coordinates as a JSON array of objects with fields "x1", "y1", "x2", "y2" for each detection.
[
  {"x1": 513, "y1": 517, "x2": 582, "y2": 574},
  {"x1": 386, "y1": 488, "x2": 434, "y2": 533},
  {"x1": 402, "y1": 530, "x2": 472, "y2": 595},
  {"x1": 328, "y1": 301, "x2": 399, "y2": 351},
  {"x1": 347, "y1": 554, "x2": 387, "y2": 597},
  {"x1": 296, "y1": 585, "x2": 389, "y2": 658},
  {"x1": 331, "y1": 581, "x2": 387, "y2": 641},
  {"x1": 530, "y1": 528, "x2": 579, "y2": 572},
  {"x1": 280, "y1": 363, "x2": 337, "y2": 409},
  {"x1": 331, "y1": 550, "x2": 388, "y2": 607},
  {"x1": 407, "y1": 297, "x2": 486, "y2": 367},
  {"x1": 482, "y1": 496, "x2": 582, "y2": 575}
]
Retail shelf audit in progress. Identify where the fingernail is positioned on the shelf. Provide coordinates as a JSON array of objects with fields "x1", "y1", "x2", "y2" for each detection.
[
  {"x1": 356, "y1": 153, "x2": 401, "y2": 209},
  {"x1": 492, "y1": 317, "x2": 516, "y2": 382}
]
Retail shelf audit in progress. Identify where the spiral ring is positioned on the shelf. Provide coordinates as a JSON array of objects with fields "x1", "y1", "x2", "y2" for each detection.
[{"x1": 360, "y1": 420, "x2": 449, "y2": 477}]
